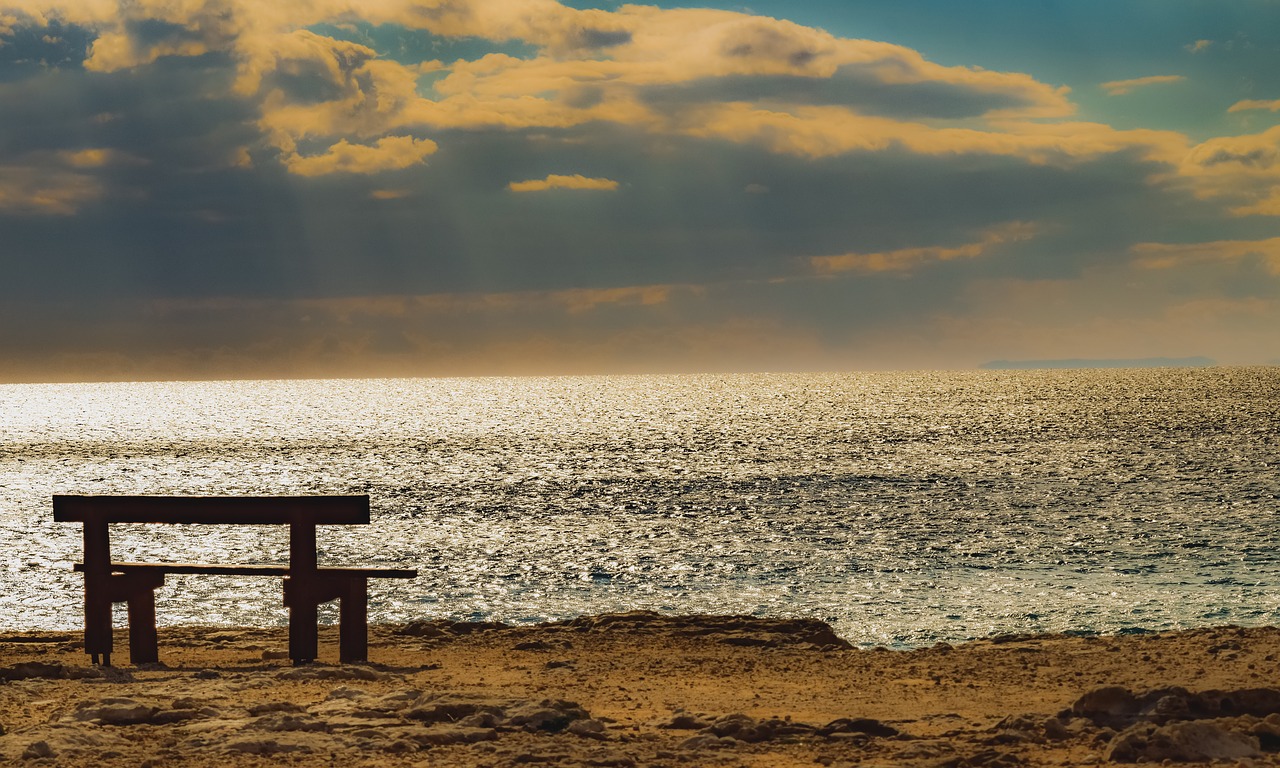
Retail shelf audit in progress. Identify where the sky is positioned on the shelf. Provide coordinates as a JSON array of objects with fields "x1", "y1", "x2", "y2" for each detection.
[{"x1": 1, "y1": 0, "x2": 1279, "y2": 382}]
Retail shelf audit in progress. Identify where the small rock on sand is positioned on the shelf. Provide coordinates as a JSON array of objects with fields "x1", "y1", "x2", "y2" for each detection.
[
  {"x1": 567, "y1": 719, "x2": 607, "y2": 739},
  {"x1": 1106, "y1": 720, "x2": 1261, "y2": 763},
  {"x1": 21, "y1": 740, "x2": 54, "y2": 759},
  {"x1": 73, "y1": 699, "x2": 157, "y2": 725},
  {"x1": 679, "y1": 733, "x2": 733, "y2": 750},
  {"x1": 659, "y1": 712, "x2": 711, "y2": 730}
]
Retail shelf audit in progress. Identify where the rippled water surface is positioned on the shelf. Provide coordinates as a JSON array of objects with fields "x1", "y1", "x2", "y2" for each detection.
[{"x1": 2, "y1": 368, "x2": 1278, "y2": 647}]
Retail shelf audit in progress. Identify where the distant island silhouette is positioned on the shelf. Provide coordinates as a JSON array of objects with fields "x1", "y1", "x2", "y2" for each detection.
[{"x1": 980, "y1": 356, "x2": 1216, "y2": 370}]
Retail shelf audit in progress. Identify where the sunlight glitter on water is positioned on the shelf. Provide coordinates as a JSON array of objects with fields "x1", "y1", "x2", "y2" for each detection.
[{"x1": 2, "y1": 368, "x2": 1278, "y2": 647}]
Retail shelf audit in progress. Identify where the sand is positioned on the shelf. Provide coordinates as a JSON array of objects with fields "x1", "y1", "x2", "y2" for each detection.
[{"x1": 3, "y1": 612, "x2": 1280, "y2": 766}]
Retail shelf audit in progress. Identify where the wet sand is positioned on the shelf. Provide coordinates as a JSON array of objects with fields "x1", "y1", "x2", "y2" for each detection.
[{"x1": 3, "y1": 612, "x2": 1280, "y2": 766}]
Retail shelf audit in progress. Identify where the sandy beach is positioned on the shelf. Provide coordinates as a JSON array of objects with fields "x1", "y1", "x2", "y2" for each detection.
[{"x1": 3, "y1": 613, "x2": 1280, "y2": 766}]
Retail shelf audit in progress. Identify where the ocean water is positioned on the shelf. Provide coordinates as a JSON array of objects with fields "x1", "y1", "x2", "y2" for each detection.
[{"x1": 1, "y1": 367, "x2": 1278, "y2": 648}]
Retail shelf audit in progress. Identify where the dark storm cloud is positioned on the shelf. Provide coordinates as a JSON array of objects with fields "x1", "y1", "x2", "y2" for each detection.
[
  {"x1": 404, "y1": 128, "x2": 1199, "y2": 285},
  {"x1": 2, "y1": 112, "x2": 1201, "y2": 310},
  {"x1": 0, "y1": 54, "x2": 250, "y2": 161},
  {"x1": 126, "y1": 17, "x2": 205, "y2": 48},
  {"x1": 263, "y1": 59, "x2": 362, "y2": 105},
  {"x1": 0, "y1": 18, "x2": 92, "y2": 80}
]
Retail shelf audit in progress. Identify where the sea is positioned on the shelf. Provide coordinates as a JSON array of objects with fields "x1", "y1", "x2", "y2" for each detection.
[{"x1": 1, "y1": 367, "x2": 1278, "y2": 648}]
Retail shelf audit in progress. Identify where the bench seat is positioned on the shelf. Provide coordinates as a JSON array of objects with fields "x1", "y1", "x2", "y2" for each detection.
[
  {"x1": 75, "y1": 562, "x2": 288, "y2": 577},
  {"x1": 72, "y1": 562, "x2": 417, "y2": 578}
]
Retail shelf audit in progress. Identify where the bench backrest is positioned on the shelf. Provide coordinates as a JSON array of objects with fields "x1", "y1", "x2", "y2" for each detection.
[{"x1": 53, "y1": 495, "x2": 370, "y2": 525}]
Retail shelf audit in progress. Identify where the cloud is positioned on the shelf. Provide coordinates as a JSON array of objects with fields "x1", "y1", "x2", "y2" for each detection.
[
  {"x1": 1185, "y1": 39, "x2": 1214, "y2": 54},
  {"x1": 1131, "y1": 236, "x2": 1280, "y2": 274},
  {"x1": 283, "y1": 135, "x2": 437, "y2": 176},
  {"x1": 0, "y1": 146, "x2": 131, "y2": 214},
  {"x1": 394, "y1": 4, "x2": 1076, "y2": 148},
  {"x1": 508, "y1": 173, "x2": 619, "y2": 192},
  {"x1": 357, "y1": 0, "x2": 635, "y2": 56},
  {"x1": 58, "y1": 147, "x2": 143, "y2": 168},
  {"x1": 0, "y1": 13, "x2": 93, "y2": 70},
  {"x1": 0, "y1": 164, "x2": 103, "y2": 214},
  {"x1": 0, "y1": 0, "x2": 1095, "y2": 187},
  {"x1": 809, "y1": 221, "x2": 1040, "y2": 275},
  {"x1": 83, "y1": 0, "x2": 242, "y2": 72},
  {"x1": 1100, "y1": 75, "x2": 1185, "y2": 96},
  {"x1": 553, "y1": 284, "x2": 688, "y2": 313},
  {"x1": 675, "y1": 103, "x2": 1187, "y2": 165},
  {"x1": 1180, "y1": 124, "x2": 1280, "y2": 215},
  {"x1": 1228, "y1": 99, "x2": 1280, "y2": 113}
]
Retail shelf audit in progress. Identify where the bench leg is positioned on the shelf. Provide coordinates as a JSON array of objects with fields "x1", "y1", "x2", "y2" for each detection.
[
  {"x1": 284, "y1": 578, "x2": 319, "y2": 664},
  {"x1": 85, "y1": 585, "x2": 113, "y2": 666},
  {"x1": 126, "y1": 587, "x2": 159, "y2": 665},
  {"x1": 82, "y1": 521, "x2": 113, "y2": 666},
  {"x1": 338, "y1": 578, "x2": 368, "y2": 663}
]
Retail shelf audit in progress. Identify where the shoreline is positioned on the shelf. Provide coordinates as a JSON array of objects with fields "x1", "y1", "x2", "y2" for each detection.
[{"x1": 4, "y1": 612, "x2": 1280, "y2": 766}]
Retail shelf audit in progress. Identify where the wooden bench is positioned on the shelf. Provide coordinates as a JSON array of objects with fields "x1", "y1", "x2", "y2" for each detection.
[{"x1": 54, "y1": 494, "x2": 417, "y2": 667}]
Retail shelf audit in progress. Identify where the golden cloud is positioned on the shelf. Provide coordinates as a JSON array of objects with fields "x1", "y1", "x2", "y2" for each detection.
[
  {"x1": 1234, "y1": 194, "x2": 1280, "y2": 217},
  {"x1": 810, "y1": 221, "x2": 1039, "y2": 275},
  {"x1": 0, "y1": 165, "x2": 104, "y2": 215},
  {"x1": 1186, "y1": 128, "x2": 1280, "y2": 170},
  {"x1": 508, "y1": 174, "x2": 619, "y2": 192},
  {"x1": 83, "y1": 0, "x2": 242, "y2": 72},
  {"x1": 0, "y1": 0, "x2": 1072, "y2": 122},
  {"x1": 1100, "y1": 75, "x2": 1185, "y2": 96},
  {"x1": 0, "y1": 145, "x2": 154, "y2": 213},
  {"x1": 553, "y1": 284, "x2": 692, "y2": 313},
  {"x1": 0, "y1": 1, "x2": 1196, "y2": 189},
  {"x1": 283, "y1": 135, "x2": 438, "y2": 176},
  {"x1": 53, "y1": 0, "x2": 1085, "y2": 169},
  {"x1": 155, "y1": 279, "x2": 698, "y2": 322},
  {"x1": 1180, "y1": 125, "x2": 1280, "y2": 215},
  {"x1": 370, "y1": 188, "x2": 412, "y2": 200},
  {"x1": 1131, "y1": 236, "x2": 1280, "y2": 274},
  {"x1": 678, "y1": 104, "x2": 1186, "y2": 166},
  {"x1": 1228, "y1": 99, "x2": 1280, "y2": 113},
  {"x1": 58, "y1": 148, "x2": 144, "y2": 168}
]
